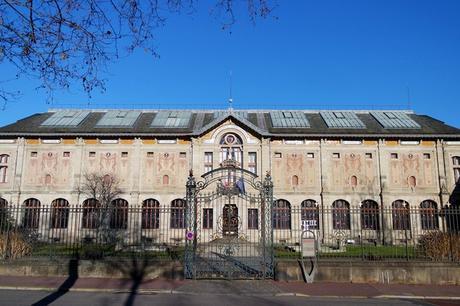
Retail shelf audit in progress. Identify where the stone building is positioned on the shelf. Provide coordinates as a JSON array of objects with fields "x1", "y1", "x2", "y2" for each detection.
[{"x1": 0, "y1": 109, "x2": 459, "y2": 248}]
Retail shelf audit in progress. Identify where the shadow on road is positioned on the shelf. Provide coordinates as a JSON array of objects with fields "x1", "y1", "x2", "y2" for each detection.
[
  {"x1": 107, "y1": 250, "x2": 153, "y2": 306},
  {"x1": 31, "y1": 255, "x2": 79, "y2": 306}
]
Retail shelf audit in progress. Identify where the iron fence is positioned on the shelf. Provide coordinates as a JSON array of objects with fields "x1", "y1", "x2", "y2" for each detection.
[
  {"x1": 274, "y1": 206, "x2": 460, "y2": 262},
  {"x1": 0, "y1": 205, "x2": 459, "y2": 262},
  {"x1": 0, "y1": 205, "x2": 187, "y2": 261}
]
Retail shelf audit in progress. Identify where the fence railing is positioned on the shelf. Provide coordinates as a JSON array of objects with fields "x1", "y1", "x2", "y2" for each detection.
[
  {"x1": 274, "y1": 206, "x2": 460, "y2": 262},
  {"x1": 0, "y1": 205, "x2": 459, "y2": 262},
  {"x1": 0, "y1": 206, "x2": 187, "y2": 261}
]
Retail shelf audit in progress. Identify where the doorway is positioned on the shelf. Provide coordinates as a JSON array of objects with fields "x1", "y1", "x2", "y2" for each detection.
[{"x1": 223, "y1": 204, "x2": 238, "y2": 236}]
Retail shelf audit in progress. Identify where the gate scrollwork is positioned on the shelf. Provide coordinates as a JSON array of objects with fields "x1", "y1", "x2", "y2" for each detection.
[{"x1": 184, "y1": 165, "x2": 274, "y2": 279}]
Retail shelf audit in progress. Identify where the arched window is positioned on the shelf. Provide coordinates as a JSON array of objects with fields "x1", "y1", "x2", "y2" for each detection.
[
  {"x1": 142, "y1": 199, "x2": 160, "y2": 229},
  {"x1": 420, "y1": 200, "x2": 439, "y2": 230},
  {"x1": 292, "y1": 175, "x2": 299, "y2": 187},
  {"x1": 50, "y1": 198, "x2": 70, "y2": 229},
  {"x1": 163, "y1": 175, "x2": 169, "y2": 185},
  {"x1": 23, "y1": 198, "x2": 41, "y2": 229},
  {"x1": 445, "y1": 201, "x2": 460, "y2": 234},
  {"x1": 45, "y1": 174, "x2": 52, "y2": 185},
  {"x1": 170, "y1": 199, "x2": 186, "y2": 229},
  {"x1": 392, "y1": 200, "x2": 410, "y2": 230},
  {"x1": 0, "y1": 154, "x2": 9, "y2": 183},
  {"x1": 0, "y1": 198, "x2": 8, "y2": 230},
  {"x1": 360, "y1": 200, "x2": 380, "y2": 230},
  {"x1": 408, "y1": 176, "x2": 417, "y2": 188},
  {"x1": 110, "y1": 199, "x2": 128, "y2": 229},
  {"x1": 219, "y1": 133, "x2": 243, "y2": 165},
  {"x1": 273, "y1": 199, "x2": 291, "y2": 230},
  {"x1": 103, "y1": 174, "x2": 112, "y2": 184},
  {"x1": 82, "y1": 198, "x2": 100, "y2": 229},
  {"x1": 350, "y1": 176, "x2": 358, "y2": 188},
  {"x1": 301, "y1": 199, "x2": 319, "y2": 230},
  {"x1": 453, "y1": 156, "x2": 460, "y2": 184},
  {"x1": 332, "y1": 200, "x2": 350, "y2": 230},
  {"x1": 0, "y1": 154, "x2": 8, "y2": 163},
  {"x1": 219, "y1": 133, "x2": 243, "y2": 186}
]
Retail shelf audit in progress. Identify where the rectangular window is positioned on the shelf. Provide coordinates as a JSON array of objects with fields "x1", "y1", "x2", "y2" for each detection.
[
  {"x1": 31, "y1": 152, "x2": 37, "y2": 157},
  {"x1": 248, "y1": 209, "x2": 258, "y2": 229},
  {"x1": 453, "y1": 157, "x2": 460, "y2": 166},
  {"x1": 453, "y1": 156, "x2": 460, "y2": 183},
  {"x1": 455, "y1": 168, "x2": 460, "y2": 184},
  {"x1": 248, "y1": 152, "x2": 257, "y2": 174},
  {"x1": 274, "y1": 152, "x2": 282, "y2": 158},
  {"x1": 89, "y1": 151, "x2": 96, "y2": 157},
  {"x1": 0, "y1": 155, "x2": 8, "y2": 163},
  {"x1": 147, "y1": 152, "x2": 154, "y2": 158},
  {"x1": 332, "y1": 153, "x2": 340, "y2": 159},
  {"x1": 0, "y1": 166, "x2": 7, "y2": 183},
  {"x1": 307, "y1": 153, "x2": 315, "y2": 159},
  {"x1": 204, "y1": 152, "x2": 213, "y2": 173},
  {"x1": 423, "y1": 153, "x2": 431, "y2": 159},
  {"x1": 203, "y1": 208, "x2": 213, "y2": 229},
  {"x1": 365, "y1": 153, "x2": 373, "y2": 159},
  {"x1": 63, "y1": 152, "x2": 70, "y2": 157},
  {"x1": 179, "y1": 152, "x2": 187, "y2": 158},
  {"x1": 391, "y1": 153, "x2": 398, "y2": 159},
  {"x1": 121, "y1": 152, "x2": 128, "y2": 158}
]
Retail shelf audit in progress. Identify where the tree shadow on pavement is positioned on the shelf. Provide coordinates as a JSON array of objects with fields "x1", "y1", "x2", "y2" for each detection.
[
  {"x1": 108, "y1": 251, "x2": 155, "y2": 306},
  {"x1": 31, "y1": 255, "x2": 79, "y2": 306},
  {"x1": 108, "y1": 248, "x2": 183, "y2": 306}
]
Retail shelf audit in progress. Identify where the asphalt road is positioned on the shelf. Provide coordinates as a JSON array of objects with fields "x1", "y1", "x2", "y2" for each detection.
[{"x1": 0, "y1": 289, "x2": 455, "y2": 306}]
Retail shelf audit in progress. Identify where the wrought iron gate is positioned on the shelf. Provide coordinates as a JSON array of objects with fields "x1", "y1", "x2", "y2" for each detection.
[{"x1": 184, "y1": 163, "x2": 274, "y2": 279}]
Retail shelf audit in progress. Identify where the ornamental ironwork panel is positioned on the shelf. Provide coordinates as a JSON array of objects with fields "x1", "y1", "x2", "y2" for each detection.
[{"x1": 184, "y1": 166, "x2": 274, "y2": 279}]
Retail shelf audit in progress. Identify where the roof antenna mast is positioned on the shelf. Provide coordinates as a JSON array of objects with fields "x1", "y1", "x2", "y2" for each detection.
[{"x1": 228, "y1": 70, "x2": 233, "y2": 111}]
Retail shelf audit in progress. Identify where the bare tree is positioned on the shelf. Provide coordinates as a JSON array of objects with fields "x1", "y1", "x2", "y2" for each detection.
[
  {"x1": 0, "y1": 0, "x2": 276, "y2": 105},
  {"x1": 78, "y1": 172, "x2": 122, "y2": 246}
]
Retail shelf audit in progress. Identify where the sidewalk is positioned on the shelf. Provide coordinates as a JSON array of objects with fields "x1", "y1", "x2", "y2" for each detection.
[{"x1": 0, "y1": 275, "x2": 459, "y2": 300}]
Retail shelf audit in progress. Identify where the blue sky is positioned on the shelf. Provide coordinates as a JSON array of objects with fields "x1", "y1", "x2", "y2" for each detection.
[{"x1": 1, "y1": 0, "x2": 459, "y2": 127}]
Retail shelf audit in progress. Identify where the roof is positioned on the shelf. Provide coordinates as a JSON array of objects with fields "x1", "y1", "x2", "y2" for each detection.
[{"x1": 0, "y1": 109, "x2": 459, "y2": 139}]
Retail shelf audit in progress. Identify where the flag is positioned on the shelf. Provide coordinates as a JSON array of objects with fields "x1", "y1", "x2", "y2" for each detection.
[{"x1": 236, "y1": 177, "x2": 245, "y2": 194}]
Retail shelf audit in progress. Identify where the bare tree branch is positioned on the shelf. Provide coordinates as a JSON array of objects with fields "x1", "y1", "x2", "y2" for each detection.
[
  {"x1": 79, "y1": 172, "x2": 123, "y2": 245},
  {"x1": 0, "y1": 0, "x2": 276, "y2": 106}
]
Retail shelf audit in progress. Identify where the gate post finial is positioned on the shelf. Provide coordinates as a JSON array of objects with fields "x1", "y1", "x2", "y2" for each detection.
[
  {"x1": 187, "y1": 169, "x2": 196, "y2": 188},
  {"x1": 263, "y1": 171, "x2": 273, "y2": 188}
]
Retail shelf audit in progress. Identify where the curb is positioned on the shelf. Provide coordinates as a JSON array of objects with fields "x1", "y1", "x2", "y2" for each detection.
[
  {"x1": 1, "y1": 286, "x2": 460, "y2": 300},
  {"x1": 374, "y1": 295, "x2": 460, "y2": 300},
  {"x1": 0, "y1": 286, "x2": 174, "y2": 294}
]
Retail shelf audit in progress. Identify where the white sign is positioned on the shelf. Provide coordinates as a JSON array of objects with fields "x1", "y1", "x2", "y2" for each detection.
[
  {"x1": 302, "y1": 220, "x2": 317, "y2": 230},
  {"x1": 301, "y1": 238, "x2": 316, "y2": 258}
]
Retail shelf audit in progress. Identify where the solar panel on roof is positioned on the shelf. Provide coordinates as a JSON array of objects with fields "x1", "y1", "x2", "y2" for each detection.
[
  {"x1": 320, "y1": 111, "x2": 366, "y2": 129},
  {"x1": 96, "y1": 110, "x2": 141, "y2": 127},
  {"x1": 41, "y1": 110, "x2": 90, "y2": 127},
  {"x1": 213, "y1": 111, "x2": 248, "y2": 120},
  {"x1": 269, "y1": 111, "x2": 310, "y2": 128},
  {"x1": 151, "y1": 111, "x2": 192, "y2": 128},
  {"x1": 370, "y1": 111, "x2": 421, "y2": 129}
]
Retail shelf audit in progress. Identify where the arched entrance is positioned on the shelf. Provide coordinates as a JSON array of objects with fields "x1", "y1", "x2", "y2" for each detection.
[{"x1": 184, "y1": 161, "x2": 274, "y2": 279}]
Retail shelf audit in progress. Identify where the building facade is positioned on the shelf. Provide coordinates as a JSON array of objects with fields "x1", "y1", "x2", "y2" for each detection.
[{"x1": 0, "y1": 109, "x2": 459, "y2": 248}]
